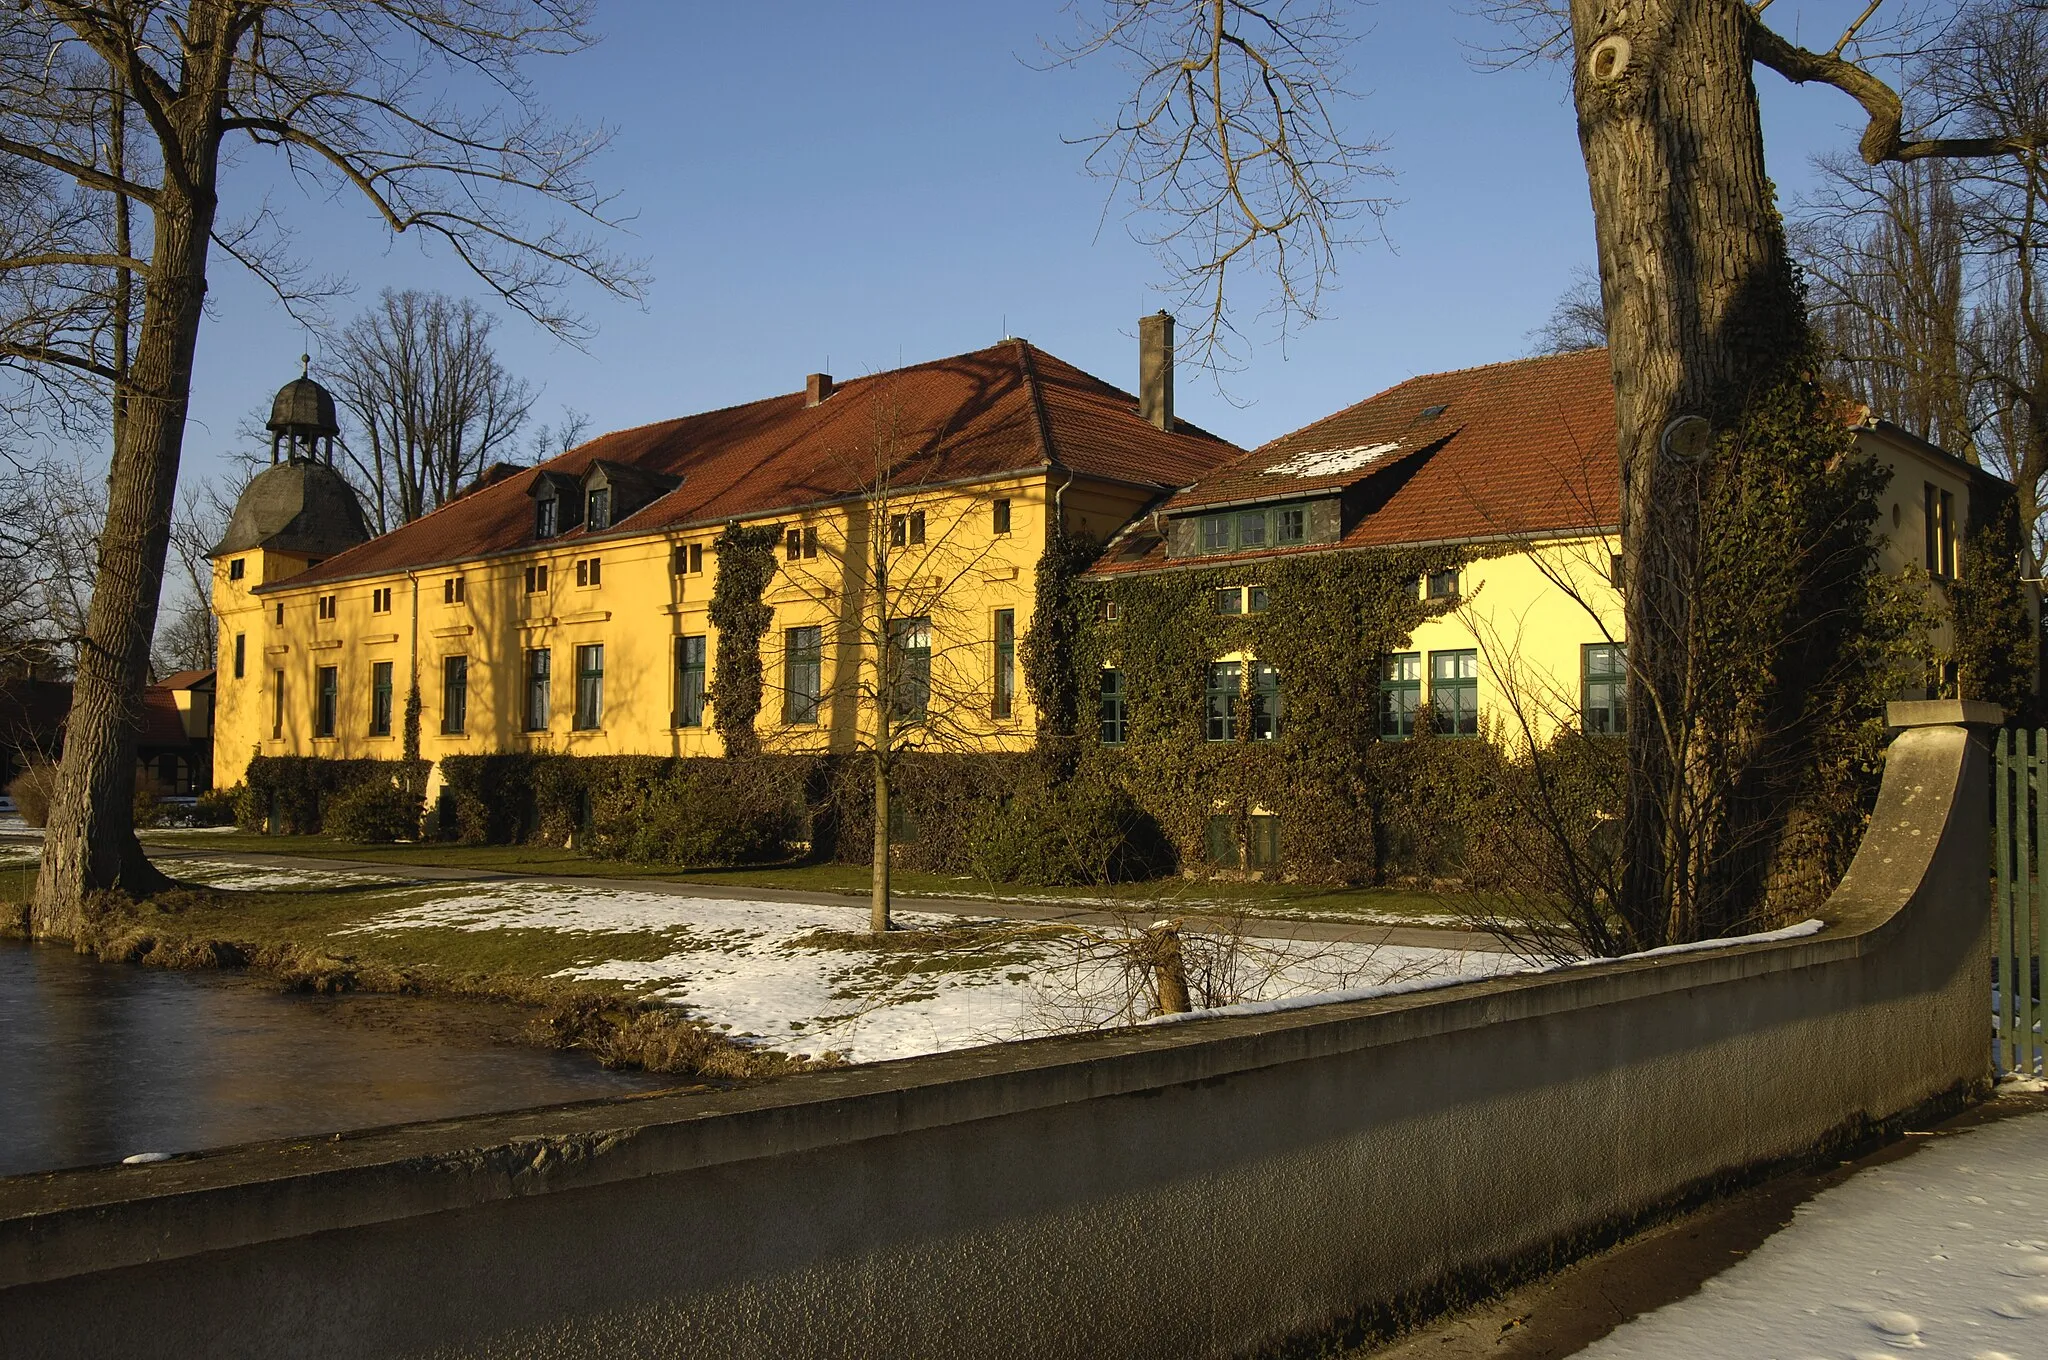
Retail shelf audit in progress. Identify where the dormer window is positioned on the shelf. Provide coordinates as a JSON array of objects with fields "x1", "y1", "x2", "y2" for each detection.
[
  {"x1": 586, "y1": 487, "x2": 611, "y2": 532},
  {"x1": 536, "y1": 496, "x2": 558, "y2": 539}
]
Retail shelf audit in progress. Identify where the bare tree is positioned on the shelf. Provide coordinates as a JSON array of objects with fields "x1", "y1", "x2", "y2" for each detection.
[
  {"x1": 1, "y1": 2, "x2": 643, "y2": 934},
  {"x1": 1528, "y1": 263, "x2": 1609, "y2": 354},
  {"x1": 765, "y1": 402, "x2": 1011, "y2": 933},
  {"x1": 1050, "y1": 0, "x2": 1394, "y2": 367},
  {"x1": 329, "y1": 289, "x2": 537, "y2": 531},
  {"x1": 1074, "y1": 0, "x2": 2048, "y2": 944}
]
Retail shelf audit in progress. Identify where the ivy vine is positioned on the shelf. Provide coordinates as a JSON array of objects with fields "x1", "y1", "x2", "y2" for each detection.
[
  {"x1": 1068, "y1": 545, "x2": 1479, "y2": 883},
  {"x1": 708, "y1": 522, "x2": 781, "y2": 757}
]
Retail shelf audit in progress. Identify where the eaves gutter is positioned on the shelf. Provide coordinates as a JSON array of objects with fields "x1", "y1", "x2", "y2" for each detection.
[{"x1": 1084, "y1": 522, "x2": 1622, "y2": 581}]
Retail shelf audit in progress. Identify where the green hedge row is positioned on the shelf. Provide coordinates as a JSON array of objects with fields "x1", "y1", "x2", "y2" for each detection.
[{"x1": 241, "y1": 755, "x2": 427, "y2": 836}]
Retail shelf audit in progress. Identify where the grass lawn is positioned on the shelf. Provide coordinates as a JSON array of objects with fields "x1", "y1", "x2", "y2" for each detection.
[{"x1": 135, "y1": 829, "x2": 1478, "y2": 925}]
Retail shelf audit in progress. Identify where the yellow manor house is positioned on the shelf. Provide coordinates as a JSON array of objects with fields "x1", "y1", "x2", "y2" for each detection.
[
  {"x1": 211, "y1": 321, "x2": 1235, "y2": 798},
  {"x1": 211, "y1": 327, "x2": 2019, "y2": 809}
]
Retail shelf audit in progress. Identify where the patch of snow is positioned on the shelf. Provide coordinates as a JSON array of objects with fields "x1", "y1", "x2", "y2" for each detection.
[
  {"x1": 171, "y1": 859, "x2": 399, "y2": 891},
  {"x1": 1575, "y1": 1107, "x2": 2048, "y2": 1359},
  {"x1": 341, "y1": 881, "x2": 1487, "y2": 1065},
  {"x1": 1260, "y1": 441, "x2": 1401, "y2": 479},
  {"x1": 1148, "y1": 919, "x2": 1827, "y2": 1025}
]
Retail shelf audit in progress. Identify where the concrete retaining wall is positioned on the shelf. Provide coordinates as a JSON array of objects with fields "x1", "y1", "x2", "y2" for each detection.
[{"x1": 0, "y1": 705, "x2": 1996, "y2": 1359}]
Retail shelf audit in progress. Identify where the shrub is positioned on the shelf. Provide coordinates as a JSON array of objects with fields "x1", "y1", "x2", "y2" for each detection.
[
  {"x1": 241, "y1": 756, "x2": 426, "y2": 834},
  {"x1": 192, "y1": 786, "x2": 240, "y2": 827},
  {"x1": 7, "y1": 763, "x2": 58, "y2": 827},
  {"x1": 584, "y1": 759, "x2": 811, "y2": 866},
  {"x1": 966, "y1": 775, "x2": 1172, "y2": 886},
  {"x1": 324, "y1": 778, "x2": 421, "y2": 843},
  {"x1": 132, "y1": 780, "x2": 165, "y2": 830}
]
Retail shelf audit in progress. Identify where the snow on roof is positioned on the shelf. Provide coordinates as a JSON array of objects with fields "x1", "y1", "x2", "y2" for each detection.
[{"x1": 1260, "y1": 441, "x2": 1402, "y2": 479}]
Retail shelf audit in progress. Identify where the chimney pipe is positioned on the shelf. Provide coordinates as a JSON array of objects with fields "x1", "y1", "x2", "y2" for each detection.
[
  {"x1": 806, "y1": 372, "x2": 834, "y2": 407},
  {"x1": 1139, "y1": 313, "x2": 1174, "y2": 432}
]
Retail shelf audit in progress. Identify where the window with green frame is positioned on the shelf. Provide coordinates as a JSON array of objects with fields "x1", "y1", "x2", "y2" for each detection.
[
  {"x1": 1098, "y1": 668, "x2": 1126, "y2": 745},
  {"x1": 1193, "y1": 504, "x2": 1311, "y2": 555},
  {"x1": 1430, "y1": 649, "x2": 1479, "y2": 737},
  {"x1": 1582, "y1": 642, "x2": 1626, "y2": 734},
  {"x1": 890, "y1": 617, "x2": 931, "y2": 720},
  {"x1": 1380, "y1": 652, "x2": 1420, "y2": 740},
  {"x1": 1248, "y1": 813, "x2": 1281, "y2": 867},
  {"x1": 785, "y1": 626, "x2": 823, "y2": 724},
  {"x1": 1204, "y1": 814, "x2": 1240, "y2": 868},
  {"x1": 1205, "y1": 661, "x2": 1241, "y2": 741},
  {"x1": 676, "y1": 635, "x2": 707, "y2": 727},
  {"x1": 369, "y1": 660, "x2": 393, "y2": 737},
  {"x1": 1250, "y1": 661, "x2": 1282, "y2": 740}
]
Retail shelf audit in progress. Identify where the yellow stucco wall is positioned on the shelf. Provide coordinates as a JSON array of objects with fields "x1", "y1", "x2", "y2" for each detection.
[
  {"x1": 212, "y1": 473, "x2": 1067, "y2": 789},
  {"x1": 212, "y1": 430, "x2": 2010, "y2": 792}
]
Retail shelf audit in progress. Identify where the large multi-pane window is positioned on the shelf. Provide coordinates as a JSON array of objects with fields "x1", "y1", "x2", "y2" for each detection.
[
  {"x1": 1430, "y1": 650, "x2": 1479, "y2": 737},
  {"x1": 1250, "y1": 662, "x2": 1282, "y2": 741},
  {"x1": 1582, "y1": 642, "x2": 1627, "y2": 735},
  {"x1": 524, "y1": 648, "x2": 551, "y2": 731},
  {"x1": 370, "y1": 661, "x2": 393, "y2": 737},
  {"x1": 1099, "y1": 668, "x2": 1127, "y2": 745},
  {"x1": 1205, "y1": 661, "x2": 1241, "y2": 742},
  {"x1": 574, "y1": 644, "x2": 604, "y2": 730},
  {"x1": 315, "y1": 666, "x2": 338, "y2": 738},
  {"x1": 1194, "y1": 504, "x2": 1311, "y2": 555},
  {"x1": 676, "y1": 635, "x2": 707, "y2": 727},
  {"x1": 992, "y1": 609, "x2": 1016, "y2": 720},
  {"x1": 785, "y1": 626, "x2": 823, "y2": 724},
  {"x1": 1380, "y1": 652, "x2": 1421, "y2": 740},
  {"x1": 890, "y1": 618, "x2": 931, "y2": 720},
  {"x1": 442, "y1": 655, "x2": 468, "y2": 734}
]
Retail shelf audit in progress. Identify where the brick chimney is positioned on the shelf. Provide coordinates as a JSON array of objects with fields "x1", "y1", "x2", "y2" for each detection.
[
  {"x1": 806, "y1": 372, "x2": 834, "y2": 407},
  {"x1": 1139, "y1": 312, "x2": 1174, "y2": 432}
]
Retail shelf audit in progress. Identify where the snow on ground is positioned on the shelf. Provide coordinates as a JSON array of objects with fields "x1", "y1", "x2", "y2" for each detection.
[
  {"x1": 1577, "y1": 1098, "x2": 2048, "y2": 1360},
  {"x1": 342, "y1": 881, "x2": 1513, "y2": 1064},
  {"x1": 169, "y1": 858, "x2": 405, "y2": 892}
]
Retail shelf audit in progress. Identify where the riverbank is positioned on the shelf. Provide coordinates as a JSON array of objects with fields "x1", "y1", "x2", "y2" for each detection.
[{"x1": 0, "y1": 851, "x2": 1505, "y2": 1069}]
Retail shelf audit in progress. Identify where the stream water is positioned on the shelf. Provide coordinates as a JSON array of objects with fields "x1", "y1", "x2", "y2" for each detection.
[{"x1": 0, "y1": 940, "x2": 668, "y2": 1178}]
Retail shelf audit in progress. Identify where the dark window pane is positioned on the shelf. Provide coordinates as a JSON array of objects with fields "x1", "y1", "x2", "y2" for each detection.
[
  {"x1": 525, "y1": 648, "x2": 551, "y2": 732},
  {"x1": 1250, "y1": 662, "x2": 1282, "y2": 740},
  {"x1": 1206, "y1": 661, "x2": 1241, "y2": 742},
  {"x1": 785, "y1": 627, "x2": 823, "y2": 724},
  {"x1": 1205, "y1": 815, "x2": 1240, "y2": 868},
  {"x1": 1275, "y1": 508, "x2": 1306, "y2": 545},
  {"x1": 1430, "y1": 649, "x2": 1479, "y2": 737},
  {"x1": 993, "y1": 499, "x2": 1011, "y2": 534},
  {"x1": 370, "y1": 661, "x2": 393, "y2": 737},
  {"x1": 442, "y1": 656, "x2": 468, "y2": 735},
  {"x1": 1380, "y1": 652, "x2": 1420, "y2": 741},
  {"x1": 1214, "y1": 587, "x2": 1243, "y2": 615},
  {"x1": 891, "y1": 618, "x2": 931, "y2": 720},
  {"x1": 574, "y1": 645, "x2": 604, "y2": 730},
  {"x1": 1098, "y1": 669, "x2": 1126, "y2": 745},
  {"x1": 1200, "y1": 516, "x2": 1231, "y2": 554},
  {"x1": 677, "y1": 635, "x2": 707, "y2": 727},
  {"x1": 1249, "y1": 814, "x2": 1281, "y2": 867},
  {"x1": 993, "y1": 609, "x2": 1015, "y2": 720},
  {"x1": 315, "y1": 666, "x2": 338, "y2": 738}
]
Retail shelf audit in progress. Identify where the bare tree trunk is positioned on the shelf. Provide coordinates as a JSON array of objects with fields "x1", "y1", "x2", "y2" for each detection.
[
  {"x1": 870, "y1": 748, "x2": 892, "y2": 935},
  {"x1": 1149, "y1": 920, "x2": 1191, "y2": 1015},
  {"x1": 33, "y1": 180, "x2": 216, "y2": 930},
  {"x1": 1571, "y1": 1, "x2": 1807, "y2": 945}
]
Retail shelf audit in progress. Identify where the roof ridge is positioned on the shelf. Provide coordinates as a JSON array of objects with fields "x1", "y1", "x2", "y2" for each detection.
[{"x1": 1013, "y1": 338, "x2": 1061, "y2": 472}]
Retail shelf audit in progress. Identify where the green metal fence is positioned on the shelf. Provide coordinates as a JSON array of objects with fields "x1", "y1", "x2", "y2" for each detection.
[{"x1": 1994, "y1": 727, "x2": 2045, "y2": 1076}]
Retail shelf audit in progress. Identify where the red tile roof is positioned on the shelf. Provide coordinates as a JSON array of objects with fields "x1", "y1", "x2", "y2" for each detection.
[
  {"x1": 154, "y1": 669, "x2": 214, "y2": 692},
  {"x1": 276, "y1": 342, "x2": 1242, "y2": 589},
  {"x1": 1091, "y1": 348, "x2": 1620, "y2": 575}
]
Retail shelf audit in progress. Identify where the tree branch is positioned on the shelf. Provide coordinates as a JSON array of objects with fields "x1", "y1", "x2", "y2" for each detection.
[
  {"x1": 0, "y1": 131, "x2": 158, "y2": 206},
  {"x1": 0, "y1": 340, "x2": 116, "y2": 381},
  {"x1": 1748, "y1": 9, "x2": 2043, "y2": 165}
]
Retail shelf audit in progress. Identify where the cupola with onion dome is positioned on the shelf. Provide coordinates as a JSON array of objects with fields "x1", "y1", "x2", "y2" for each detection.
[{"x1": 211, "y1": 360, "x2": 369, "y2": 560}]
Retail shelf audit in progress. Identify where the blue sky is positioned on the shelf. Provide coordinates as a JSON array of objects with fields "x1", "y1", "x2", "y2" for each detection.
[{"x1": 175, "y1": 2, "x2": 1888, "y2": 483}]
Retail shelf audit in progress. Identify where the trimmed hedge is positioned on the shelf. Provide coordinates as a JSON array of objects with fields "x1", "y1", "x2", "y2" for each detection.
[
  {"x1": 241, "y1": 755, "x2": 428, "y2": 835},
  {"x1": 436, "y1": 754, "x2": 822, "y2": 867}
]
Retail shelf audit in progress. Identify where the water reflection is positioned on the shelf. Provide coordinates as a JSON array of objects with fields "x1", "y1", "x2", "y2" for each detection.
[{"x1": 0, "y1": 940, "x2": 667, "y2": 1177}]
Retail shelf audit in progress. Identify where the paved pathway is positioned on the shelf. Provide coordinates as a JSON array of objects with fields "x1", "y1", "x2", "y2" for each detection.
[
  {"x1": 135, "y1": 841, "x2": 1514, "y2": 953},
  {"x1": 1364, "y1": 1088, "x2": 2048, "y2": 1359}
]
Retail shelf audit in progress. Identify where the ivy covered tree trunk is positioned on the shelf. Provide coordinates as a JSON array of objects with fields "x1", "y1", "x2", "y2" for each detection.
[{"x1": 1570, "y1": 0, "x2": 1818, "y2": 946}]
